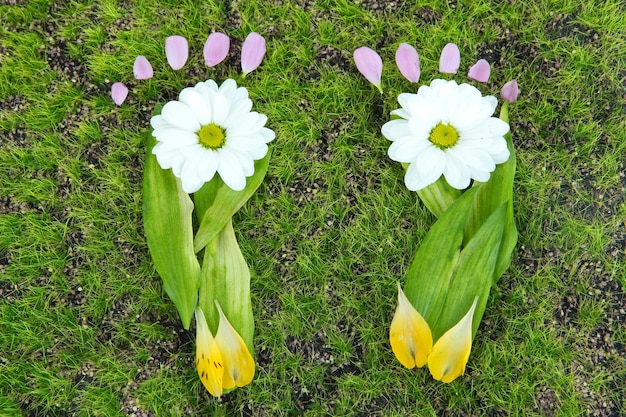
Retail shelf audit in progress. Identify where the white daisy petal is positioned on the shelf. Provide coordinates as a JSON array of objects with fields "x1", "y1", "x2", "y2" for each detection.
[
  {"x1": 443, "y1": 153, "x2": 471, "y2": 189},
  {"x1": 404, "y1": 162, "x2": 424, "y2": 191},
  {"x1": 179, "y1": 88, "x2": 212, "y2": 125},
  {"x1": 227, "y1": 148, "x2": 255, "y2": 176},
  {"x1": 197, "y1": 149, "x2": 219, "y2": 182},
  {"x1": 180, "y1": 154, "x2": 205, "y2": 191},
  {"x1": 233, "y1": 86, "x2": 249, "y2": 102},
  {"x1": 383, "y1": 79, "x2": 511, "y2": 190},
  {"x1": 151, "y1": 79, "x2": 275, "y2": 192},
  {"x1": 459, "y1": 117, "x2": 509, "y2": 139},
  {"x1": 181, "y1": 175, "x2": 206, "y2": 194},
  {"x1": 161, "y1": 101, "x2": 201, "y2": 132},
  {"x1": 388, "y1": 136, "x2": 431, "y2": 162},
  {"x1": 247, "y1": 144, "x2": 269, "y2": 159},
  {"x1": 489, "y1": 138, "x2": 511, "y2": 163},
  {"x1": 150, "y1": 115, "x2": 168, "y2": 129},
  {"x1": 415, "y1": 146, "x2": 445, "y2": 184},
  {"x1": 390, "y1": 108, "x2": 412, "y2": 119},
  {"x1": 226, "y1": 112, "x2": 261, "y2": 136},
  {"x1": 223, "y1": 99, "x2": 253, "y2": 126},
  {"x1": 212, "y1": 92, "x2": 231, "y2": 126},
  {"x1": 217, "y1": 149, "x2": 246, "y2": 191},
  {"x1": 259, "y1": 127, "x2": 275, "y2": 143},
  {"x1": 204, "y1": 79, "x2": 219, "y2": 92},
  {"x1": 153, "y1": 128, "x2": 198, "y2": 146},
  {"x1": 381, "y1": 119, "x2": 411, "y2": 141}
]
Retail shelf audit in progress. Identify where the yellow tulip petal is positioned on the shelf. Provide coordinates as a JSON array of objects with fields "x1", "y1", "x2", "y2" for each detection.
[
  {"x1": 214, "y1": 301, "x2": 255, "y2": 389},
  {"x1": 428, "y1": 297, "x2": 478, "y2": 383},
  {"x1": 389, "y1": 283, "x2": 433, "y2": 368},
  {"x1": 195, "y1": 307, "x2": 224, "y2": 397}
]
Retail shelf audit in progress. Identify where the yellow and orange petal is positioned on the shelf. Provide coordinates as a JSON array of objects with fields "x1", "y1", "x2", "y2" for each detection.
[
  {"x1": 428, "y1": 297, "x2": 478, "y2": 383},
  {"x1": 195, "y1": 307, "x2": 224, "y2": 396},
  {"x1": 214, "y1": 301, "x2": 255, "y2": 389},
  {"x1": 389, "y1": 283, "x2": 433, "y2": 368}
]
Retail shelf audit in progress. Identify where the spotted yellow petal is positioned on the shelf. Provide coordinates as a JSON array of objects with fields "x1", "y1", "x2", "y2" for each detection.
[
  {"x1": 195, "y1": 307, "x2": 224, "y2": 397},
  {"x1": 390, "y1": 283, "x2": 433, "y2": 368},
  {"x1": 214, "y1": 301, "x2": 255, "y2": 389},
  {"x1": 428, "y1": 297, "x2": 478, "y2": 383}
]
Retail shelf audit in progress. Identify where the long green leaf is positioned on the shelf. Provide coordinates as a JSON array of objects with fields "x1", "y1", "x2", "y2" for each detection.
[
  {"x1": 430, "y1": 203, "x2": 506, "y2": 340},
  {"x1": 199, "y1": 219, "x2": 254, "y2": 350},
  {"x1": 466, "y1": 102, "x2": 518, "y2": 282},
  {"x1": 143, "y1": 133, "x2": 200, "y2": 329},
  {"x1": 193, "y1": 151, "x2": 271, "y2": 253},
  {"x1": 404, "y1": 187, "x2": 478, "y2": 325}
]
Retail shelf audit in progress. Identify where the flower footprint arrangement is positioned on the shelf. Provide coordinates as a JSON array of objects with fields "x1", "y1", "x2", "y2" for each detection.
[
  {"x1": 112, "y1": 29, "x2": 520, "y2": 397},
  {"x1": 113, "y1": 32, "x2": 273, "y2": 396},
  {"x1": 354, "y1": 43, "x2": 519, "y2": 382}
]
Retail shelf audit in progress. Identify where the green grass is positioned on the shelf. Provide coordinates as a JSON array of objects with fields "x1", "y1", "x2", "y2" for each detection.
[{"x1": 1, "y1": 0, "x2": 625, "y2": 416}]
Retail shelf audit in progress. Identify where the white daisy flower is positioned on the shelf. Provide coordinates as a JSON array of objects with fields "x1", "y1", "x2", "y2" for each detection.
[
  {"x1": 150, "y1": 79, "x2": 275, "y2": 193},
  {"x1": 382, "y1": 79, "x2": 510, "y2": 191}
]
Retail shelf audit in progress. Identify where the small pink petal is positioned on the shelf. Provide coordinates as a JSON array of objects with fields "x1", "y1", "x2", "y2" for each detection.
[
  {"x1": 501, "y1": 80, "x2": 519, "y2": 102},
  {"x1": 133, "y1": 55, "x2": 153, "y2": 80},
  {"x1": 439, "y1": 43, "x2": 460, "y2": 74},
  {"x1": 354, "y1": 46, "x2": 383, "y2": 92},
  {"x1": 241, "y1": 32, "x2": 266, "y2": 74},
  {"x1": 165, "y1": 35, "x2": 189, "y2": 70},
  {"x1": 111, "y1": 82, "x2": 128, "y2": 106},
  {"x1": 395, "y1": 43, "x2": 420, "y2": 83},
  {"x1": 467, "y1": 59, "x2": 490, "y2": 82},
  {"x1": 204, "y1": 32, "x2": 230, "y2": 67}
]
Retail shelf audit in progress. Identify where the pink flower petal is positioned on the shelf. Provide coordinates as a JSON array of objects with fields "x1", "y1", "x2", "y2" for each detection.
[
  {"x1": 439, "y1": 43, "x2": 460, "y2": 74},
  {"x1": 241, "y1": 32, "x2": 266, "y2": 75},
  {"x1": 165, "y1": 35, "x2": 189, "y2": 70},
  {"x1": 395, "y1": 43, "x2": 420, "y2": 83},
  {"x1": 354, "y1": 46, "x2": 383, "y2": 92},
  {"x1": 133, "y1": 55, "x2": 153, "y2": 79},
  {"x1": 204, "y1": 32, "x2": 230, "y2": 67},
  {"x1": 111, "y1": 82, "x2": 128, "y2": 106},
  {"x1": 501, "y1": 80, "x2": 519, "y2": 102},
  {"x1": 468, "y1": 59, "x2": 490, "y2": 82}
]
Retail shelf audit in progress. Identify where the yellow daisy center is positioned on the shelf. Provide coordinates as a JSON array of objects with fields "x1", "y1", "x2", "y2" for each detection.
[
  {"x1": 198, "y1": 123, "x2": 226, "y2": 149},
  {"x1": 429, "y1": 123, "x2": 459, "y2": 149}
]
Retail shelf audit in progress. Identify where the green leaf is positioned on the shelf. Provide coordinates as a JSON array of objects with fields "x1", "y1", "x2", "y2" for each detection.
[
  {"x1": 416, "y1": 175, "x2": 462, "y2": 218},
  {"x1": 193, "y1": 151, "x2": 271, "y2": 253},
  {"x1": 143, "y1": 132, "x2": 200, "y2": 329},
  {"x1": 466, "y1": 102, "x2": 518, "y2": 282},
  {"x1": 430, "y1": 203, "x2": 506, "y2": 340},
  {"x1": 199, "y1": 219, "x2": 254, "y2": 350},
  {"x1": 404, "y1": 187, "x2": 479, "y2": 325}
]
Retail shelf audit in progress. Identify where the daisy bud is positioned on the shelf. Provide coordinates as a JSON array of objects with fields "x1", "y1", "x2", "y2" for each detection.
[
  {"x1": 428, "y1": 297, "x2": 478, "y2": 383},
  {"x1": 395, "y1": 43, "x2": 420, "y2": 83},
  {"x1": 133, "y1": 55, "x2": 153, "y2": 80},
  {"x1": 204, "y1": 32, "x2": 230, "y2": 67},
  {"x1": 500, "y1": 80, "x2": 519, "y2": 102},
  {"x1": 165, "y1": 35, "x2": 189, "y2": 70},
  {"x1": 353, "y1": 46, "x2": 383, "y2": 93},
  {"x1": 439, "y1": 43, "x2": 460, "y2": 74},
  {"x1": 111, "y1": 82, "x2": 128, "y2": 106},
  {"x1": 241, "y1": 32, "x2": 266, "y2": 75},
  {"x1": 467, "y1": 59, "x2": 490, "y2": 82},
  {"x1": 389, "y1": 283, "x2": 433, "y2": 368}
]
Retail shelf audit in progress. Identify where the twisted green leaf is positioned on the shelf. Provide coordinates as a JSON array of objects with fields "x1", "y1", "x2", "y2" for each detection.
[{"x1": 193, "y1": 151, "x2": 271, "y2": 253}]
